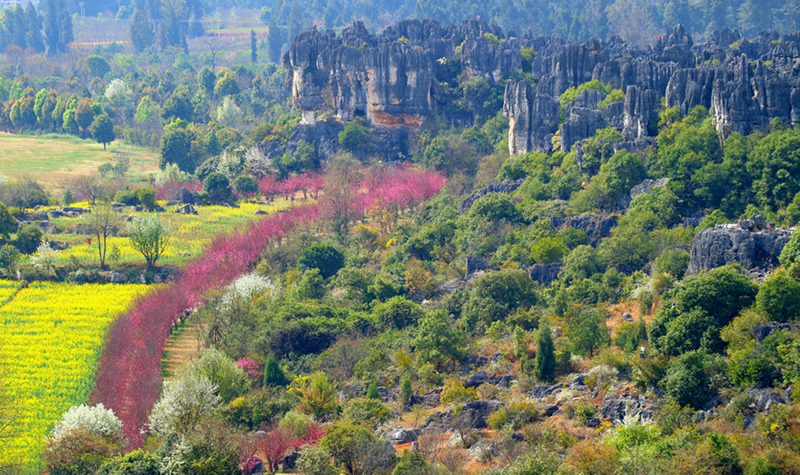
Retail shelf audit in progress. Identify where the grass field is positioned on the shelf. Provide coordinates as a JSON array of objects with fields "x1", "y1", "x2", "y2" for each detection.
[
  {"x1": 0, "y1": 134, "x2": 159, "y2": 189},
  {"x1": 0, "y1": 282, "x2": 148, "y2": 472}
]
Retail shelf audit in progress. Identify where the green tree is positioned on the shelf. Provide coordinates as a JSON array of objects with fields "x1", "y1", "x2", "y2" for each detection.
[
  {"x1": 197, "y1": 66, "x2": 216, "y2": 96},
  {"x1": 90, "y1": 114, "x2": 115, "y2": 150},
  {"x1": 414, "y1": 310, "x2": 466, "y2": 370},
  {"x1": 535, "y1": 319, "x2": 556, "y2": 382},
  {"x1": 96, "y1": 449, "x2": 160, "y2": 475},
  {"x1": 338, "y1": 120, "x2": 373, "y2": 160},
  {"x1": 136, "y1": 187, "x2": 157, "y2": 210},
  {"x1": 565, "y1": 305, "x2": 610, "y2": 357},
  {"x1": 663, "y1": 350, "x2": 727, "y2": 409},
  {"x1": 757, "y1": 270, "x2": 800, "y2": 322},
  {"x1": 87, "y1": 55, "x2": 111, "y2": 78},
  {"x1": 469, "y1": 192, "x2": 523, "y2": 223},
  {"x1": 87, "y1": 201, "x2": 121, "y2": 270},
  {"x1": 24, "y1": 2, "x2": 45, "y2": 53},
  {"x1": 374, "y1": 296, "x2": 424, "y2": 330},
  {"x1": 779, "y1": 228, "x2": 800, "y2": 276},
  {"x1": 263, "y1": 356, "x2": 289, "y2": 387},
  {"x1": 16, "y1": 224, "x2": 43, "y2": 254},
  {"x1": 399, "y1": 376, "x2": 413, "y2": 407},
  {"x1": 233, "y1": 175, "x2": 258, "y2": 197},
  {"x1": 676, "y1": 264, "x2": 758, "y2": 328},
  {"x1": 462, "y1": 269, "x2": 537, "y2": 328},
  {"x1": 160, "y1": 126, "x2": 199, "y2": 173},
  {"x1": 250, "y1": 29, "x2": 258, "y2": 63},
  {"x1": 203, "y1": 172, "x2": 232, "y2": 203},
  {"x1": 0, "y1": 203, "x2": 16, "y2": 240},
  {"x1": 572, "y1": 149, "x2": 646, "y2": 212},
  {"x1": 299, "y1": 244, "x2": 345, "y2": 279},
  {"x1": 75, "y1": 98, "x2": 96, "y2": 137},
  {"x1": 127, "y1": 214, "x2": 171, "y2": 268},
  {"x1": 366, "y1": 380, "x2": 380, "y2": 400},
  {"x1": 214, "y1": 69, "x2": 240, "y2": 97}
]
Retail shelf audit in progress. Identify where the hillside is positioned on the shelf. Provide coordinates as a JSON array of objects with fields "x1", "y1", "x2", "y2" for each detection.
[{"x1": 4, "y1": 4, "x2": 800, "y2": 475}]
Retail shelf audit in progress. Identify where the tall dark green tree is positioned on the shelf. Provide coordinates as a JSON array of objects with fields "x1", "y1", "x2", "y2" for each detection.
[
  {"x1": 263, "y1": 356, "x2": 289, "y2": 387},
  {"x1": 535, "y1": 319, "x2": 556, "y2": 382},
  {"x1": 24, "y1": 2, "x2": 44, "y2": 53},
  {"x1": 56, "y1": 0, "x2": 72, "y2": 52},
  {"x1": 250, "y1": 29, "x2": 257, "y2": 63},
  {"x1": 130, "y1": 0, "x2": 154, "y2": 53},
  {"x1": 42, "y1": 0, "x2": 59, "y2": 54}
]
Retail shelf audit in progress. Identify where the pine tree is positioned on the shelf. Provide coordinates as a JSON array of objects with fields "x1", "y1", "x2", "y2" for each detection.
[
  {"x1": 131, "y1": 7, "x2": 154, "y2": 53},
  {"x1": 251, "y1": 29, "x2": 258, "y2": 63},
  {"x1": 366, "y1": 379, "x2": 380, "y2": 400},
  {"x1": 57, "y1": 0, "x2": 73, "y2": 52},
  {"x1": 42, "y1": 0, "x2": 59, "y2": 55},
  {"x1": 535, "y1": 319, "x2": 556, "y2": 383},
  {"x1": 399, "y1": 375, "x2": 413, "y2": 407},
  {"x1": 24, "y1": 2, "x2": 45, "y2": 53},
  {"x1": 263, "y1": 356, "x2": 289, "y2": 387}
]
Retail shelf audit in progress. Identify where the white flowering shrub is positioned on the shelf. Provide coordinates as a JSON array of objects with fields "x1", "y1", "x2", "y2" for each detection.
[
  {"x1": 159, "y1": 435, "x2": 192, "y2": 475},
  {"x1": 50, "y1": 403, "x2": 123, "y2": 443},
  {"x1": 148, "y1": 370, "x2": 220, "y2": 438},
  {"x1": 603, "y1": 413, "x2": 659, "y2": 450},
  {"x1": 217, "y1": 149, "x2": 244, "y2": 178},
  {"x1": 221, "y1": 272, "x2": 279, "y2": 308},
  {"x1": 193, "y1": 347, "x2": 248, "y2": 403},
  {"x1": 31, "y1": 241, "x2": 60, "y2": 276},
  {"x1": 244, "y1": 146, "x2": 276, "y2": 178}
]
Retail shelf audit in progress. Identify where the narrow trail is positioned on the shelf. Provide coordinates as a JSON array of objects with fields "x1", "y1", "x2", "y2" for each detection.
[{"x1": 161, "y1": 321, "x2": 204, "y2": 379}]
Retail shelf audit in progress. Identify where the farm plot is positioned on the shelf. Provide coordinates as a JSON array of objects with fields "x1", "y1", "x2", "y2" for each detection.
[{"x1": 0, "y1": 282, "x2": 147, "y2": 471}]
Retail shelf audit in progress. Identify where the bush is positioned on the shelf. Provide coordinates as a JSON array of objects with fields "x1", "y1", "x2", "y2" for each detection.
[
  {"x1": 279, "y1": 410, "x2": 314, "y2": 440},
  {"x1": 264, "y1": 356, "x2": 289, "y2": 387},
  {"x1": 655, "y1": 250, "x2": 690, "y2": 279},
  {"x1": 193, "y1": 347, "x2": 248, "y2": 403},
  {"x1": 343, "y1": 398, "x2": 391, "y2": 428},
  {"x1": 45, "y1": 429, "x2": 120, "y2": 475},
  {"x1": 487, "y1": 398, "x2": 541, "y2": 430},
  {"x1": 136, "y1": 187, "x2": 157, "y2": 209},
  {"x1": 469, "y1": 193, "x2": 523, "y2": 223},
  {"x1": 374, "y1": 296, "x2": 424, "y2": 330},
  {"x1": 663, "y1": 350, "x2": 727, "y2": 409},
  {"x1": 203, "y1": 172, "x2": 233, "y2": 202},
  {"x1": 147, "y1": 369, "x2": 221, "y2": 437},
  {"x1": 97, "y1": 450, "x2": 160, "y2": 475},
  {"x1": 440, "y1": 379, "x2": 477, "y2": 405},
  {"x1": 299, "y1": 244, "x2": 345, "y2": 279},
  {"x1": 234, "y1": 175, "x2": 258, "y2": 196},
  {"x1": 114, "y1": 189, "x2": 139, "y2": 206},
  {"x1": 16, "y1": 223, "x2": 43, "y2": 254},
  {"x1": 50, "y1": 403, "x2": 124, "y2": 444},
  {"x1": 756, "y1": 270, "x2": 800, "y2": 322},
  {"x1": 297, "y1": 444, "x2": 337, "y2": 475},
  {"x1": 462, "y1": 269, "x2": 537, "y2": 329}
]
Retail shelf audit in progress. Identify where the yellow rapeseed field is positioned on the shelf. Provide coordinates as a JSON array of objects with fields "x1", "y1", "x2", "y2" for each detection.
[{"x1": 0, "y1": 282, "x2": 147, "y2": 470}]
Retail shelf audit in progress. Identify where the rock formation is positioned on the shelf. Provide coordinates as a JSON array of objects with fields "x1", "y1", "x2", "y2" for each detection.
[{"x1": 687, "y1": 224, "x2": 793, "y2": 275}]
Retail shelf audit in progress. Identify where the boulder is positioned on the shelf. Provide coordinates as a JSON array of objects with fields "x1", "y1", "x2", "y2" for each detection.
[
  {"x1": 754, "y1": 322, "x2": 800, "y2": 343},
  {"x1": 687, "y1": 226, "x2": 793, "y2": 275},
  {"x1": 599, "y1": 394, "x2": 655, "y2": 423},
  {"x1": 469, "y1": 439, "x2": 497, "y2": 462},
  {"x1": 385, "y1": 428, "x2": 419, "y2": 444},
  {"x1": 543, "y1": 404, "x2": 560, "y2": 417},
  {"x1": 175, "y1": 187, "x2": 196, "y2": 205},
  {"x1": 464, "y1": 256, "x2": 495, "y2": 278},
  {"x1": 463, "y1": 400, "x2": 504, "y2": 418},
  {"x1": 747, "y1": 387, "x2": 785, "y2": 413},
  {"x1": 622, "y1": 312, "x2": 634, "y2": 322},
  {"x1": 465, "y1": 370, "x2": 493, "y2": 388},
  {"x1": 550, "y1": 215, "x2": 618, "y2": 247},
  {"x1": 176, "y1": 204, "x2": 198, "y2": 215},
  {"x1": 279, "y1": 452, "x2": 301, "y2": 471},
  {"x1": 110, "y1": 272, "x2": 128, "y2": 284},
  {"x1": 529, "y1": 263, "x2": 562, "y2": 286},
  {"x1": 459, "y1": 180, "x2": 525, "y2": 214}
]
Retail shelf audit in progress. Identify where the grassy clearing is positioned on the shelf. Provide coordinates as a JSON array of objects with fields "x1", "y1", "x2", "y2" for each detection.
[{"x1": 0, "y1": 134, "x2": 159, "y2": 189}]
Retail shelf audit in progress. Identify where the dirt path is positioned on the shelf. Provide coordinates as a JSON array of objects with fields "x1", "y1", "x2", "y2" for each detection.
[{"x1": 161, "y1": 321, "x2": 204, "y2": 379}]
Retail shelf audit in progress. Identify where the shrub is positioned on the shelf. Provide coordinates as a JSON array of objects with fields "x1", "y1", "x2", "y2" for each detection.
[
  {"x1": 16, "y1": 223, "x2": 43, "y2": 254},
  {"x1": 234, "y1": 175, "x2": 258, "y2": 196},
  {"x1": 97, "y1": 450, "x2": 160, "y2": 475},
  {"x1": 127, "y1": 214, "x2": 171, "y2": 268},
  {"x1": 136, "y1": 187, "x2": 157, "y2": 210},
  {"x1": 279, "y1": 410, "x2": 313, "y2": 440},
  {"x1": 264, "y1": 356, "x2": 290, "y2": 387},
  {"x1": 290, "y1": 372, "x2": 340, "y2": 419},
  {"x1": 51, "y1": 403, "x2": 124, "y2": 444},
  {"x1": 114, "y1": 189, "x2": 139, "y2": 206},
  {"x1": 440, "y1": 379, "x2": 477, "y2": 405},
  {"x1": 399, "y1": 375, "x2": 413, "y2": 406},
  {"x1": 203, "y1": 172, "x2": 233, "y2": 202},
  {"x1": 0, "y1": 202, "x2": 15, "y2": 239},
  {"x1": 487, "y1": 398, "x2": 541, "y2": 430},
  {"x1": 147, "y1": 369, "x2": 221, "y2": 437},
  {"x1": 45, "y1": 429, "x2": 120, "y2": 475},
  {"x1": 662, "y1": 350, "x2": 727, "y2": 409},
  {"x1": 655, "y1": 250, "x2": 690, "y2": 279},
  {"x1": 297, "y1": 444, "x2": 337, "y2": 475},
  {"x1": 756, "y1": 270, "x2": 800, "y2": 322},
  {"x1": 299, "y1": 244, "x2": 345, "y2": 279},
  {"x1": 374, "y1": 296, "x2": 424, "y2": 330},
  {"x1": 343, "y1": 398, "x2": 391, "y2": 427},
  {"x1": 193, "y1": 347, "x2": 248, "y2": 403}
]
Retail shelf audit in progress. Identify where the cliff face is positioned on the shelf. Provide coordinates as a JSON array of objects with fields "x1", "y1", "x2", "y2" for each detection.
[
  {"x1": 287, "y1": 19, "x2": 800, "y2": 160},
  {"x1": 505, "y1": 25, "x2": 800, "y2": 155},
  {"x1": 285, "y1": 19, "x2": 522, "y2": 133}
]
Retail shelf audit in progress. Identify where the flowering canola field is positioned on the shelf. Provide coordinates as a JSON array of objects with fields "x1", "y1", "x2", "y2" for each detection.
[{"x1": 0, "y1": 282, "x2": 147, "y2": 470}]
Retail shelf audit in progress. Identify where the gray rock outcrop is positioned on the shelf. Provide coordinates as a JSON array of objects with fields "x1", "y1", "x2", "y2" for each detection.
[
  {"x1": 529, "y1": 263, "x2": 562, "y2": 286},
  {"x1": 550, "y1": 215, "x2": 618, "y2": 247},
  {"x1": 687, "y1": 225, "x2": 793, "y2": 275}
]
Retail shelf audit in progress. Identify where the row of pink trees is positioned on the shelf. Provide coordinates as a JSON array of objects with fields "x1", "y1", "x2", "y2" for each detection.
[
  {"x1": 91, "y1": 204, "x2": 320, "y2": 445},
  {"x1": 91, "y1": 163, "x2": 445, "y2": 446},
  {"x1": 259, "y1": 172, "x2": 325, "y2": 201}
]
